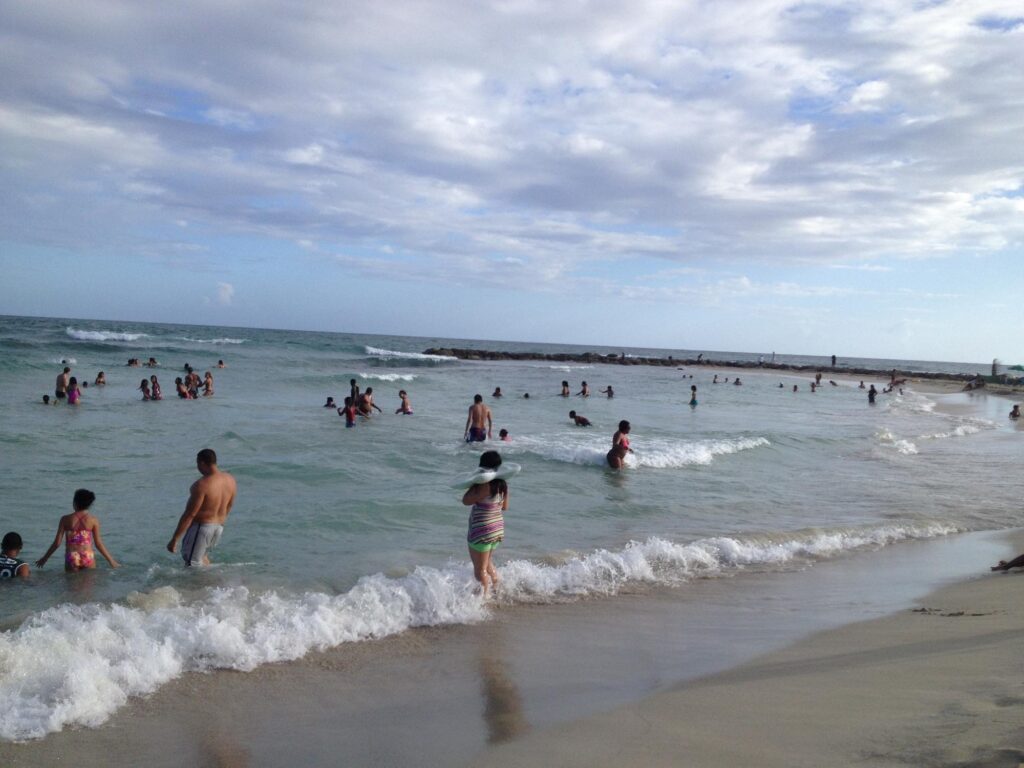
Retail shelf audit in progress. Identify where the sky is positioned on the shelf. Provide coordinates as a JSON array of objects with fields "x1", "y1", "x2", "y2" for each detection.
[{"x1": 1, "y1": 0, "x2": 1022, "y2": 363}]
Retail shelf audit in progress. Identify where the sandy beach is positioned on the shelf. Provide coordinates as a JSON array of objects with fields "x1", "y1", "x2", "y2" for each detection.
[{"x1": 479, "y1": 531, "x2": 1024, "y2": 768}]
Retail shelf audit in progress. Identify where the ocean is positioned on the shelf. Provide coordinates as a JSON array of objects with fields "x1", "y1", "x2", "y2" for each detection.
[{"x1": 0, "y1": 314, "x2": 1020, "y2": 743}]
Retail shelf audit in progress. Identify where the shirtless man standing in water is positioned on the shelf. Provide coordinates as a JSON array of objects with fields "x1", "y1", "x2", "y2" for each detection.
[
  {"x1": 464, "y1": 394, "x2": 492, "y2": 442},
  {"x1": 167, "y1": 448, "x2": 237, "y2": 566}
]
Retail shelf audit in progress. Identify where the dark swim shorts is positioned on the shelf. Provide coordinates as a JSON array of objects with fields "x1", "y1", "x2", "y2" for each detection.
[{"x1": 466, "y1": 427, "x2": 487, "y2": 442}]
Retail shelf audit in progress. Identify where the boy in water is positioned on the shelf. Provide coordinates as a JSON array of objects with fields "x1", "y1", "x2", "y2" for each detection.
[
  {"x1": 339, "y1": 397, "x2": 358, "y2": 427},
  {"x1": 0, "y1": 532, "x2": 29, "y2": 580},
  {"x1": 396, "y1": 390, "x2": 414, "y2": 414},
  {"x1": 569, "y1": 410, "x2": 592, "y2": 426}
]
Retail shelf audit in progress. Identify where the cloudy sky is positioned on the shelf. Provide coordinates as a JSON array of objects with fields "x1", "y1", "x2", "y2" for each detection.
[{"x1": 1, "y1": 0, "x2": 1022, "y2": 362}]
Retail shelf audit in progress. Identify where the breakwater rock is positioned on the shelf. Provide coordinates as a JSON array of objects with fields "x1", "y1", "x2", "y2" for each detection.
[{"x1": 422, "y1": 348, "x2": 982, "y2": 383}]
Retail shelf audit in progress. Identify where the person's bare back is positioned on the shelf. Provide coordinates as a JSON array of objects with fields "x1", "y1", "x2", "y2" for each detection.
[{"x1": 167, "y1": 448, "x2": 237, "y2": 564}]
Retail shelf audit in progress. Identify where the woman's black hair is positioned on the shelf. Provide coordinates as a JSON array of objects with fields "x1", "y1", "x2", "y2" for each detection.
[
  {"x1": 618, "y1": 420, "x2": 631, "y2": 432},
  {"x1": 478, "y1": 451, "x2": 507, "y2": 496}
]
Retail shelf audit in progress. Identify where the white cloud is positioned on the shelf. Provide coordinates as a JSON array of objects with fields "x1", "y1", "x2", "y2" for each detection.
[{"x1": 216, "y1": 282, "x2": 235, "y2": 306}]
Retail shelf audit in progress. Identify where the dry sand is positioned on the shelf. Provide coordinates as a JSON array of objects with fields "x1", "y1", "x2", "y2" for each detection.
[{"x1": 477, "y1": 534, "x2": 1024, "y2": 768}]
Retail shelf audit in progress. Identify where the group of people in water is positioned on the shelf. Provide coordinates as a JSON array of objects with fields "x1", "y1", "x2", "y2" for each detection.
[
  {"x1": 0, "y1": 448, "x2": 237, "y2": 581},
  {"x1": 45, "y1": 361, "x2": 221, "y2": 405}
]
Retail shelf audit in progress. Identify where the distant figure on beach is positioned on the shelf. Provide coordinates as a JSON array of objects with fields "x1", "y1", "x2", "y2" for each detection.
[
  {"x1": 829, "y1": 380, "x2": 838, "y2": 387},
  {"x1": 713, "y1": 375, "x2": 718, "y2": 384},
  {"x1": 340, "y1": 397, "x2": 357, "y2": 427},
  {"x1": 607, "y1": 420, "x2": 633, "y2": 469},
  {"x1": 324, "y1": 396, "x2": 336, "y2": 408},
  {"x1": 815, "y1": 372, "x2": 822, "y2": 385},
  {"x1": 167, "y1": 448, "x2": 237, "y2": 567},
  {"x1": 697, "y1": 354, "x2": 703, "y2": 363},
  {"x1": 94, "y1": 372, "x2": 106, "y2": 386},
  {"x1": 810, "y1": 382, "x2": 817, "y2": 393},
  {"x1": 356, "y1": 387, "x2": 380, "y2": 417},
  {"x1": 991, "y1": 554, "x2": 1024, "y2": 572},
  {"x1": 569, "y1": 410, "x2": 592, "y2": 426},
  {"x1": 396, "y1": 390, "x2": 413, "y2": 414},
  {"x1": 150, "y1": 375, "x2": 162, "y2": 400},
  {"x1": 577, "y1": 381, "x2": 590, "y2": 397},
  {"x1": 203, "y1": 372, "x2": 214, "y2": 397},
  {"x1": 1010, "y1": 404, "x2": 1021, "y2": 420},
  {"x1": 689, "y1": 385, "x2": 698, "y2": 406},
  {"x1": 492, "y1": 387, "x2": 503, "y2": 398},
  {"x1": 37, "y1": 489, "x2": 119, "y2": 571},
  {"x1": 868, "y1": 385, "x2": 877, "y2": 404},
  {"x1": 793, "y1": 385, "x2": 798, "y2": 392},
  {"x1": 217, "y1": 360, "x2": 226, "y2": 368},
  {"x1": 600, "y1": 386, "x2": 614, "y2": 398},
  {"x1": 55, "y1": 366, "x2": 70, "y2": 401},
  {"x1": 778, "y1": 383, "x2": 784, "y2": 388},
  {"x1": 463, "y1": 450, "x2": 509, "y2": 597},
  {"x1": 66, "y1": 377, "x2": 82, "y2": 405},
  {"x1": 733, "y1": 378, "x2": 742, "y2": 386},
  {"x1": 831, "y1": 355, "x2": 836, "y2": 367},
  {"x1": 859, "y1": 381, "x2": 865, "y2": 389},
  {"x1": 0, "y1": 533, "x2": 29, "y2": 580},
  {"x1": 499, "y1": 429, "x2": 511, "y2": 442},
  {"x1": 724, "y1": 377, "x2": 729, "y2": 384},
  {"x1": 465, "y1": 394, "x2": 492, "y2": 442},
  {"x1": 561, "y1": 381, "x2": 570, "y2": 397},
  {"x1": 523, "y1": 393, "x2": 530, "y2": 399},
  {"x1": 139, "y1": 379, "x2": 151, "y2": 400}
]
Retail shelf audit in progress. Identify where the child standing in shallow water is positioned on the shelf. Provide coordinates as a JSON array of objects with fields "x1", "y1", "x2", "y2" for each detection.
[
  {"x1": 463, "y1": 451, "x2": 509, "y2": 597},
  {"x1": 36, "y1": 489, "x2": 119, "y2": 571}
]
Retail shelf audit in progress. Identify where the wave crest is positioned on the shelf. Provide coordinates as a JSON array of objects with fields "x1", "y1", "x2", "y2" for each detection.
[{"x1": 66, "y1": 327, "x2": 148, "y2": 342}]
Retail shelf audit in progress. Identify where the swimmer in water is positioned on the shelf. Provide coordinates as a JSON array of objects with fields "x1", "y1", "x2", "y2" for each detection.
[
  {"x1": 150, "y1": 375, "x2": 162, "y2": 400},
  {"x1": 569, "y1": 410, "x2": 592, "y2": 426},
  {"x1": 340, "y1": 397, "x2": 358, "y2": 427},
  {"x1": 324, "y1": 396, "x2": 336, "y2": 408},
  {"x1": 689, "y1": 385, "x2": 697, "y2": 406},
  {"x1": 499, "y1": 429, "x2": 511, "y2": 442},
  {"x1": 492, "y1": 387, "x2": 503, "y2": 398},
  {"x1": 561, "y1": 381, "x2": 570, "y2": 397},
  {"x1": 94, "y1": 372, "x2": 106, "y2": 386},
  {"x1": 465, "y1": 394, "x2": 492, "y2": 442},
  {"x1": 576, "y1": 381, "x2": 590, "y2": 397},
  {"x1": 36, "y1": 489, "x2": 119, "y2": 571},
  {"x1": 600, "y1": 385, "x2": 614, "y2": 398},
  {"x1": 396, "y1": 390, "x2": 413, "y2": 414},
  {"x1": 139, "y1": 379, "x2": 152, "y2": 401},
  {"x1": 606, "y1": 420, "x2": 633, "y2": 469}
]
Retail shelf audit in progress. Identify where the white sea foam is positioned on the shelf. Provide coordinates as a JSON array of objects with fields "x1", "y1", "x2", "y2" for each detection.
[
  {"x1": 547, "y1": 365, "x2": 594, "y2": 371},
  {"x1": 178, "y1": 336, "x2": 245, "y2": 345},
  {"x1": 876, "y1": 428, "x2": 919, "y2": 455},
  {"x1": 503, "y1": 435, "x2": 770, "y2": 468},
  {"x1": 49, "y1": 358, "x2": 76, "y2": 365},
  {"x1": 359, "y1": 372, "x2": 418, "y2": 382},
  {"x1": 365, "y1": 346, "x2": 455, "y2": 362},
  {"x1": 921, "y1": 423, "x2": 983, "y2": 440},
  {"x1": 0, "y1": 522, "x2": 960, "y2": 741},
  {"x1": 66, "y1": 327, "x2": 148, "y2": 342}
]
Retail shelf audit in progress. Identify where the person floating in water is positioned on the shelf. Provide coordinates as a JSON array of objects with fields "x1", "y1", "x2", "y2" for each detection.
[
  {"x1": 1010, "y1": 404, "x2": 1021, "y2": 420},
  {"x1": 324, "y1": 396, "x2": 336, "y2": 408},
  {"x1": 499, "y1": 428, "x2": 511, "y2": 442},
  {"x1": 37, "y1": 489, "x2": 119, "y2": 571},
  {"x1": 396, "y1": 390, "x2": 413, "y2": 414},
  {"x1": 569, "y1": 410, "x2": 592, "y2": 426},
  {"x1": 606, "y1": 420, "x2": 633, "y2": 469},
  {"x1": 465, "y1": 394, "x2": 492, "y2": 442},
  {"x1": 492, "y1": 387, "x2": 503, "y2": 398},
  {"x1": 689, "y1": 385, "x2": 697, "y2": 406},
  {"x1": 463, "y1": 450, "x2": 509, "y2": 597},
  {"x1": 733, "y1": 378, "x2": 742, "y2": 386},
  {"x1": 94, "y1": 371, "x2": 106, "y2": 386}
]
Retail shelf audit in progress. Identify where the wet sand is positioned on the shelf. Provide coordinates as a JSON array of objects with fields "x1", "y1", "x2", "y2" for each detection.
[{"x1": 0, "y1": 531, "x2": 1012, "y2": 767}]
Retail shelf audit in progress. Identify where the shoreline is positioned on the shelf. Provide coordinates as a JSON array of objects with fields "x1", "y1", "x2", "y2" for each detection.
[
  {"x1": 477, "y1": 529, "x2": 1024, "y2": 768},
  {"x1": 425, "y1": 347, "x2": 1024, "y2": 393},
  {"x1": 0, "y1": 530, "x2": 1012, "y2": 767}
]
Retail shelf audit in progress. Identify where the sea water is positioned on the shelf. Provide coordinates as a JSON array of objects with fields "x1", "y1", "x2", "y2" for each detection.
[{"x1": 0, "y1": 314, "x2": 1020, "y2": 741}]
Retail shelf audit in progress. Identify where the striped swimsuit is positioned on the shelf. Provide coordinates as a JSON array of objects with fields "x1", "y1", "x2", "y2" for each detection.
[{"x1": 467, "y1": 492, "x2": 505, "y2": 553}]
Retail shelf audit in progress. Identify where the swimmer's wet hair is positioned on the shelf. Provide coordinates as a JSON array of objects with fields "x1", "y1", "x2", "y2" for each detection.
[
  {"x1": 2, "y1": 532, "x2": 22, "y2": 551},
  {"x1": 196, "y1": 448, "x2": 217, "y2": 465},
  {"x1": 73, "y1": 489, "x2": 96, "y2": 511},
  {"x1": 479, "y1": 451, "x2": 502, "y2": 470}
]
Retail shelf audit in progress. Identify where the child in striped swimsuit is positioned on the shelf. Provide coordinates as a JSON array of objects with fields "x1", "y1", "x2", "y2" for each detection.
[{"x1": 463, "y1": 450, "x2": 509, "y2": 597}]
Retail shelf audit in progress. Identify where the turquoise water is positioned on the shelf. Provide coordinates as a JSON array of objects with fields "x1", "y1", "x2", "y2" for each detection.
[{"x1": 0, "y1": 315, "x2": 1020, "y2": 740}]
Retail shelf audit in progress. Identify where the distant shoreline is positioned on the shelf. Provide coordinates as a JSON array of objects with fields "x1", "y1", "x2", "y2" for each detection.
[{"x1": 424, "y1": 347, "x2": 998, "y2": 385}]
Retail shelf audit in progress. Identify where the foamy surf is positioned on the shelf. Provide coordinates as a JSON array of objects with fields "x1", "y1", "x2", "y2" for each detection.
[
  {"x1": 364, "y1": 346, "x2": 455, "y2": 362},
  {"x1": 65, "y1": 327, "x2": 148, "y2": 342},
  {"x1": 359, "y1": 372, "x2": 418, "y2": 382},
  {"x1": 500, "y1": 435, "x2": 771, "y2": 468},
  {"x1": 0, "y1": 520, "x2": 958, "y2": 741}
]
